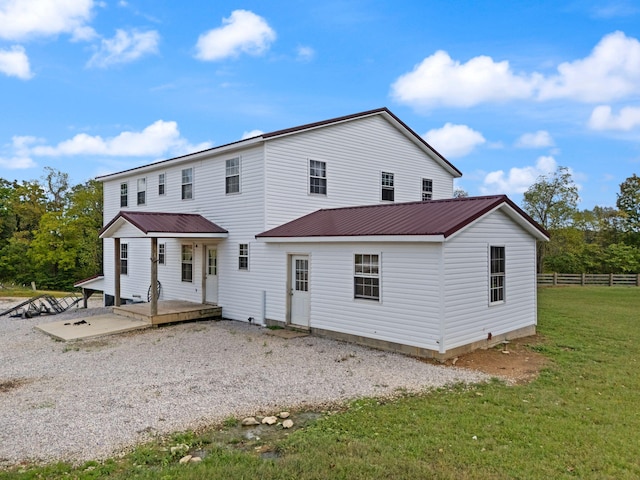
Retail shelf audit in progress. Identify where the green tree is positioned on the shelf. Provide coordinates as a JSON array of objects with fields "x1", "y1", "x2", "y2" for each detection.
[
  {"x1": 522, "y1": 166, "x2": 579, "y2": 273},
  {"x1": 616, "y1": 173, "x2": 640, "y2": 245}
]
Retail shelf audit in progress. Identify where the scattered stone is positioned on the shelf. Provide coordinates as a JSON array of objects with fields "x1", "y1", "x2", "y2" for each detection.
[
  {"x1": 190, "y1": 456, "x2": 202, "y2": 463},
  {"x1": 262, "y1": 416, "x2": 278, "y2": 425},
  {"x1": 241, "y1": 417, "x2": 260, "y2": 426},
  {"x1": 179, "y1": 455, "x2": 192, "y2": 464},
  {"x1": 282, "y1": 419, "x2": 294, "y2": 429},
  {"x1": 279, "y1": 411, "x2": 290, "y2": 419}
]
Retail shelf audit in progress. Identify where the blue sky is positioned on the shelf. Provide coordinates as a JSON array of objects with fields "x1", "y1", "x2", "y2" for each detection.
[{"x1": 1, "y1": 1, "x2": 640, "y2": 209}]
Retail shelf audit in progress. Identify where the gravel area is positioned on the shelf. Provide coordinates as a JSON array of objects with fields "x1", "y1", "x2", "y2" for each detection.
[{"x1": 0, "y1": 298, "x2": 490, "y2": 467}]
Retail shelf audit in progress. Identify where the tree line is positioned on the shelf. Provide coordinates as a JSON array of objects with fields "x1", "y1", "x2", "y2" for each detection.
[
  {"x1": 0, "y1": 167, "x2": 103, "y2": 290},
  {"x1": 523, "y1": 168, "x2": 640, "y2": 274},
  {"x1": 0, "y1": 166, "x2": 637, "y2": 291}
]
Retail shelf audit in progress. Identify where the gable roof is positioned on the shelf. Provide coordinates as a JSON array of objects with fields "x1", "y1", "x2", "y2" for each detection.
[
  {"x1": 96, "y1": 108, "x2": 461, "y2": 181},
  {"x1": 256, "y1": 196, "x2": 549, "y2": 242},
  {"x1": 100, "y1": 211, "x2": 228, "y2": 239}
]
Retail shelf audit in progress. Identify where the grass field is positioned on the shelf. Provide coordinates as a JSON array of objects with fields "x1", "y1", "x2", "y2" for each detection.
[{"x1": 2, "y1": 287, "x2": 639, "y2": 479}]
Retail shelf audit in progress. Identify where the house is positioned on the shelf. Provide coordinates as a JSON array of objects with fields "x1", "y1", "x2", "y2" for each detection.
[{"x1": 78, "y1": 107, "x2": 548, "y2": 360}]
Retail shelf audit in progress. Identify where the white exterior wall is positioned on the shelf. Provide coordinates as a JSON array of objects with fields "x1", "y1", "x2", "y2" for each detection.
[
  {"x1": 259, "y1": 242, "x2": 444, "y2": 351},
  {"x1": 442, "y1": 210, "x2": 538, "y2": 351},
  {"x1": 264, "y1": 115, "x2": 455, "y2": 229}
]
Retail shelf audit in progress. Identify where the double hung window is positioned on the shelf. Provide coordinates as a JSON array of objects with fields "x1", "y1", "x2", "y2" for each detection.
[
  {"x1": 137, "y1": 178, "x2": 146, "y2": 205},
  {"x1": 120, "y1": 243, "x2": 128, "y2": 275},
  {"x1": 181, "y1": 245, "x2": 193, "y2": 282},
  {"x1": 381, "y1": 172, "x2": 394, "y2": 201},
  {"x1": 422, "y1": 178, "x2": 433, "y2": 201},
  {"x1": 182, "y1": 168, "x2": 193, "y2": 200},
  {"x1": 490, "y1": 246, "x2": 505, "y2": 303},
  {"x1": 354, "y1": 254, "x2": 380, "y2": 301},
  {"x1": 238, "y1": 244, "x2": 249, "y2": 270},
  {"x1": 225, "y1": 158, "x2": 240, "y2": 194},
  {"x1": 309, "y1": 160, "x2": 327, "y2": 195},
  {"x1": 120, "y1": 183, "x2": 128, "y2": 207}
]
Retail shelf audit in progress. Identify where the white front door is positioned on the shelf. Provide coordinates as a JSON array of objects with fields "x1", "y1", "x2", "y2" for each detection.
[
  {"x1": 290, "y1": 255, "x2": 310, "y2": 327},
  {"x1": 205, "y1": 246, "x2": 218, "y2": 304}
]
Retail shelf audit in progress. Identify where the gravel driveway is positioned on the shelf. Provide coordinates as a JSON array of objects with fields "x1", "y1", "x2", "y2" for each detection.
[{"x1": 0, "y1": 301, "x2": 489, "y2": 467}]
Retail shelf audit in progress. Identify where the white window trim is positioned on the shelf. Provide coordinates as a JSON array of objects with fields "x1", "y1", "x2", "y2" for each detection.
[
  {"x1": 381, "y1": 171, "x2": 394, "y2": 202},
  {"x1": 353, "y1": 253, "x2": 381, "y2": 302},
  {"x1": 120, "y1": 243, "x2": 128, "y2": 276},
  {"x1": 489, "y1": 245, "x2": 506, "y2": 305},
  {"x1": 308, "y1": 159, "x2": 327, "y2": 196},
  {"x1": 239, "y1": 243, "x2": 249, "y2": 271},
  {"x1": 137, "y1": 177, "x2": 147, "y2": 206},
  {"x1": 225, "y1": 157, "x2": 241, "y2": 195},
  {"x1": 120, "y1": 182, "x2": 128, "y2": 208},
  {"x1": 422, "y1": 178, "x2": 433, "y2": 201},
  {"x1": 181, "y1": 167, "x2": 194, "y2": 200},
  {"x1": 181, "y1": 244, "x2": 193, "y2": 283},
  {"x1": 158, "y1": 173, "x2": 166, "y2": 196}
]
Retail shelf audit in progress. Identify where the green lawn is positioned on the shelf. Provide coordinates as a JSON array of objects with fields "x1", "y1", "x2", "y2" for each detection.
[{"x1": 2, "y1": 287, "x2": 639, "y2": 479}]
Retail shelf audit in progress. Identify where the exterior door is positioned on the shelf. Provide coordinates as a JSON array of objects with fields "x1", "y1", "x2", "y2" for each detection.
[
  {"x1": 290, "y1": 255, "x2": 310, "y2": 327},
  {"x1": 205, "y1": 246, "x2": 218, "y2": 304}
]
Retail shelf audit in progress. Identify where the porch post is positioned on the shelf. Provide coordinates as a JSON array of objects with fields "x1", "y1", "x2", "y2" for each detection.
[
  {"x1": 114, "y1": 238, "x2": 121, "y2": 307},
  {"x1": 150, "y1": 237, "x2": 158, "y2": 316}
]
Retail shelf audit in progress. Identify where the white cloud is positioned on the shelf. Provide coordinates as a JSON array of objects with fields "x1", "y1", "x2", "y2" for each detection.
[
  {"x1": 241, "y1": 129, "x2": 264, "y2": 140},
  {"x1": 31, "y1": 120, "x2": 212, "y2": 157},
  {"x1": 481, "y1": 156, "x2": 558, "y2": 195},
  {"x1": 588, "y1": 105, "x2": 640, "y2": 131},
  {"x1": 195, "y1": 10, "x2": 276, "y2": 61},
  {"x1": 0, "y1": 0, "x2": 95, "y2": 41},
  {"x1": 391, "y1": 50, "x2": 538, "y2": 108},
  {"x1": 538, "y1": 31, "x2": 640, "y2": 102},
  {"x1": 296, "y1": 45, "x2": 315, "y2": 62},
  {"x1": 515, "y1": 130, "x2": 555, "y2": 148},
  {"x1": 392, "y1": 31, "x2": 640, "y2": 108},
  {"x1": 0, "y1": 45, "x2": 32, "y2": 79},
  {"x1": 87, "y1": 29, "x2": 159, "y2": 68},
  {"x1": 0, "y1": 136, "x2": 38, "y2": 169},
  {"x1": 422, "y1": 123, "x2": 486, "y2": 158}
]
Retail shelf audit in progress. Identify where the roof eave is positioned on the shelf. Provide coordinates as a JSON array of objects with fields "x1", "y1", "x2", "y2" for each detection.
[{"x1": 256, "y1": 234, "x2": 446, "y2": 243}]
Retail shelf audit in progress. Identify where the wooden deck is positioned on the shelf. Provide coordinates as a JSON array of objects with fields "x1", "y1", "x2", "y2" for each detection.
[{"x1": 113, "y1": 300, "x2": 222, "y2": 325}]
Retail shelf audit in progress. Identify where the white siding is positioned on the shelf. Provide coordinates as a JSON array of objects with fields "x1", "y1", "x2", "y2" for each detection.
[
  {"x1": 259, "y1": 242, "x2": 444, "y2": 351},
  {"x1": 264, "y1": 115, "x2": 455, "y2": 229},
  {"x1": 442, "y1": 210, "x2": 538, "y2": 351}
]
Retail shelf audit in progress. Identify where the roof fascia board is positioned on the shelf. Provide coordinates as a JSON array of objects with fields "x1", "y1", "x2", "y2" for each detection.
[
  {"x1": 257, "y1": 234, "x2": 445, "y2": 243},
  {"x1": 96, "y1": 137, "x2": 264, "y2": 182}
]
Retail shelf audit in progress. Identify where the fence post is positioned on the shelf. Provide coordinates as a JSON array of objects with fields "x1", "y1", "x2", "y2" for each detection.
[
  {"x1": 609, "y1": 273, "x2": 614, "y2": 286},
  {"x1": 553, "y1": 272, "x2": 558, "y2": 286},
  {"x1": 637, "y1": 273, "x2": 640, "y2": 287},
  {"x1": 581, "y1": 273, "x2": 585, "y2": 286}
]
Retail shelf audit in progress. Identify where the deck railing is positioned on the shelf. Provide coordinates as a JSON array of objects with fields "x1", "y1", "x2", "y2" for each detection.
[{"x1": 538, "y1": 273, "x2": 640, "y2": 287}]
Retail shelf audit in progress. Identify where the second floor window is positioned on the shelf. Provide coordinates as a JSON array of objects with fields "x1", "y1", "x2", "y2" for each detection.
[
  {"x1": 309, "y1": 160, "x2": 327, "y2": 195},
  {"x1": 226, "y1": 158, "x2": 240, "y2": 194},
  {"x1": 137, "y1": 178, "x2": 146, "y2": 205},
  {"x1": 381, "y1": 172, "x2": 394, "y2": 201},
  {"x1": 182, "y1": 168, "x2": 193, "y2": 200},
  {"x1": 120, "y1": 182, "x2": 128, "y2": 207},
  {"x1": 158, "y1": 173, "x2": 165, "y2": 196},
  {"x1": 422, "y1": 178, "x2": 433, "y2": 201}
]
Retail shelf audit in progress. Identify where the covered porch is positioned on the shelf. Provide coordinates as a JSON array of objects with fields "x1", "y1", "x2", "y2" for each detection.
[{"x1": 100, "y1": 211, "x2": 229, "y2": 320}]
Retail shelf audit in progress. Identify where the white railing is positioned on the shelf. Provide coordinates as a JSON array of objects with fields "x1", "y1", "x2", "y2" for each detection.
[{"x1": 538, "y1": 273, "x2": 640, "y2": 287}]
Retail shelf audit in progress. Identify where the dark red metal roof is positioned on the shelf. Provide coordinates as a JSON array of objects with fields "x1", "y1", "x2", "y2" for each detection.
[
  {"x1": 256, "y1": 196, "x2": 548, "y2": 239},
  {"x1": 100, "y1": 211, "x2": 228, "y2": 236}
]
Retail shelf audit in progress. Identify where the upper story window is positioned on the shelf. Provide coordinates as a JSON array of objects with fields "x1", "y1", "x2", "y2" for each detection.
[
  {"x1": 182, "y1": 168, "x2": 193, "y2": 200},
  {"x1": 137, "y1": 178, "x2": 146, "y2": 205},
  {"x1": 120, "y1": 243, "x2": 128, "y2": 275},
  {"x1": 422, "y1": 178, "x2": 433, "y2": 201},
  {"x1": 120, "y1": 182, "x2": 128, "y2": 207},
  {"x1": 225, "y1": 158, "x2": 240, "y2": 194},
  {"x1": 238, "y1": 243, "x2": 249, "y2": 270},
  {"x1": 490, "y1": 246, "x2": 505, "y2": 304},
  {"x1": 158, "y1": 173, "x2": 166, "y2": 196},
  {"x1": 158, "y1": 243, "x2": 165, "y2": 265},
  {"x1": 381, "y1": 172, "x2": 394, "y2": 201},
  {"x1": 309, "y1": 160, "x2": 327, "y2": 195},
  {"x1": 354, "y1": 254, "x2": 380, "y2": 301}
]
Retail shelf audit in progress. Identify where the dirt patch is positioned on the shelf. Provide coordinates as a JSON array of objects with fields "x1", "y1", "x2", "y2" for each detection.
[
  {"x1": 0, "y1": 378, "x2": 32, "y2": 393},
  {"x1": 440, "y1": 336, "x2": 547, "y2": 385}
]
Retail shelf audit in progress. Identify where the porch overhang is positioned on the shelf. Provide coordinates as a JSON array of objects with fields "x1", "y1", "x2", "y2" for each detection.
[{"x1": 99, "y1": 211, "x2": 228, "y2": 239}]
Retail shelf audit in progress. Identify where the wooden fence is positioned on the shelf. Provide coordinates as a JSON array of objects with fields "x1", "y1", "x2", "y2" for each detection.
[{"x1": 538, "y1": 273, "x2": 640, "y2": 287}]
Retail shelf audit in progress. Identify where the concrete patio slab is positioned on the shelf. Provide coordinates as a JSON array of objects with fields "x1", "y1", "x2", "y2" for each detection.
[{"x1": 35, "y1": 314, "x2": 151, "y2": 341}]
